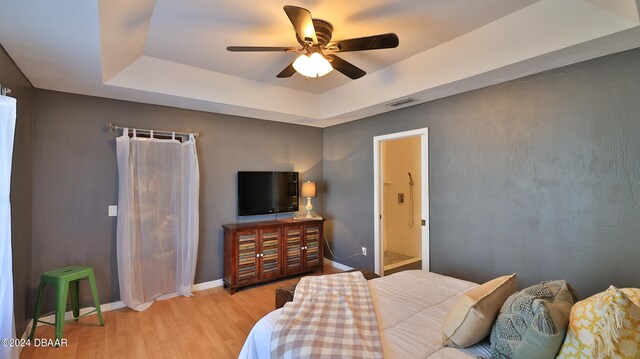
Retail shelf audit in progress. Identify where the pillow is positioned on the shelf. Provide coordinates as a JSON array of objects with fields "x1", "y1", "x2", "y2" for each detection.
[
  {"x1": 441, "y1": 273, "x2": 516, "y2": 348},
  {"x1": 490, "y1": 280, "x2": 577, "y2": 359},
  {"x1": 557, "y1": 286, "x2": 640, "y2": 359}
]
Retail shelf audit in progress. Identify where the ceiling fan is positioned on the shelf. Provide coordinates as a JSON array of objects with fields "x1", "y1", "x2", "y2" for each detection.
[{"x1": 227, "y1": 5, "x2": 399, "y2": 80}]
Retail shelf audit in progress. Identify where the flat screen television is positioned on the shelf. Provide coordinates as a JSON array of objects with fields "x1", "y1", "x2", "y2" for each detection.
[{"x1": 237, "y1": 171, "x2": 299, "y2": 216}]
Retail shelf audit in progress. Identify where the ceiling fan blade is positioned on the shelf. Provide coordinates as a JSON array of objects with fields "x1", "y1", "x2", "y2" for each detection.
[
  {"x1": 227, "y1": 46, "x2": 298, "y2": 52},
  {"x1": 326, "y1": 55, "x2": 366, "y2": 79},
  {"x1": 276, "y1": 61, "x2": 296, "y2": 78},
  {"x1": 283, "y1": 5, "x2": 318, "y2": 44},
  {"x1": 327, "y1": 33, "x2": 399, "y2": 52}
]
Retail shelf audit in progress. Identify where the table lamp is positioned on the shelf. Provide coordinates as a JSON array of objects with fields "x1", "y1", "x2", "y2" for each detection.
[{"x1": 301, "y1": 181, "x2": 317, "y2": 218}]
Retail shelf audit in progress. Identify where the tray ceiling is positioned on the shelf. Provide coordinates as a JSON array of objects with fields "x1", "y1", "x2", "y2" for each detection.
[{"x1": 0, "y1": 0, "x2": 639, "y2": 127}]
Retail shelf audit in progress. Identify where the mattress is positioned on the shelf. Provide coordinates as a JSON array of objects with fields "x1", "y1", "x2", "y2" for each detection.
[{"x1": 239, "y1": 270, "x2": 492, "y2": 358}]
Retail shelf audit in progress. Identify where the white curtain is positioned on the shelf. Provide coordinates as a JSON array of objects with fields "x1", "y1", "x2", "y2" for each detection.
[
  {"x1": 0, "y1": 95, "x2": 18, "y2": 359},
  {"x1": 116, "y1": 129, "x2": 199, "y2": 311}
]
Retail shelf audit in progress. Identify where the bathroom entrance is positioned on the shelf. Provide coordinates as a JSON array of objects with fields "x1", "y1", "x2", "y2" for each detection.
[{"x1": 374, "y1": 128, "x2": 429, "y2": 276}]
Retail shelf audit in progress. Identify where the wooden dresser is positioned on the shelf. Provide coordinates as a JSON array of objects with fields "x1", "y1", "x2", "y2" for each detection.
[{"x1": 223, "y1": 218, "x2": 324, "y2": 294}]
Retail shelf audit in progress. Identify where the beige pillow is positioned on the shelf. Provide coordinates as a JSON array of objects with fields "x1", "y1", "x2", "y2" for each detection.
[{"x1": 442, "y1": 273, "x2": 517, "y2": 348}]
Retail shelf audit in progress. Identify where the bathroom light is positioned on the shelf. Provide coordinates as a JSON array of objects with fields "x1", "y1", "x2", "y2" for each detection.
[{"x1": 292, "y1": 53, "x2": 333, "y2": 78}]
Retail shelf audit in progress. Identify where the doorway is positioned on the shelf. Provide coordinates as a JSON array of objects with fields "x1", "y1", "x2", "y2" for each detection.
[{"x1": 373, "y1": 128, "x2": 429, "y2": 276}]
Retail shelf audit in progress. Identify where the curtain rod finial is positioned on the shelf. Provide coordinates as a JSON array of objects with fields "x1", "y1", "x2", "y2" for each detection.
[{"x1": 0, "y1": 83, "x2": 11, "y2": 96}]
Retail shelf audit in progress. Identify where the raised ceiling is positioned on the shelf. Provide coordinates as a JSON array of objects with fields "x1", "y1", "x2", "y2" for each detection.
[
  {"x1": 0, "y1": 0, "x2": 639, "y2": 127},
  {"x1": 145, "y1": 0, "x2": 539, "y2": 94}
]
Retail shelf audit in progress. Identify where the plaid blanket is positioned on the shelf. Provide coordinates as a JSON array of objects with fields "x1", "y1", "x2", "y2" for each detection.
[{"x1": 270, "y1": 272, "x2": 383, "y2": 359}]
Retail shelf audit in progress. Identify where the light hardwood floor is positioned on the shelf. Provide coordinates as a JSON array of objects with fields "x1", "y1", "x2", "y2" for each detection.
[{"x1": 20, "y1": 265, "x2": 341, "y2": 359}]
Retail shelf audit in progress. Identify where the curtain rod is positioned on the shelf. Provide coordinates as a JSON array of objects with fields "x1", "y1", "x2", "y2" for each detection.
[
  {"x1": 0, "y1": 83, "x2": 11, "y2": 96},
  {"x1": 108, "y1": 123, "x2": 199, "y2": 138}
]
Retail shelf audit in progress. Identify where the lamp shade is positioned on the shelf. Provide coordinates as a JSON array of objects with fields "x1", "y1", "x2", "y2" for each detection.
[
  {"x1": 292, "y1": 53, "x2": 333, "y2": 78},
  {"x1": 301, "y1": 181, "x2": 317, "y2": 198}
]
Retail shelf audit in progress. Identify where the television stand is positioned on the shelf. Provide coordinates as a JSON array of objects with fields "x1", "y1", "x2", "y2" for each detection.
[{"x1": 222, "y1": 218, "x2": 325, "y2": 294}]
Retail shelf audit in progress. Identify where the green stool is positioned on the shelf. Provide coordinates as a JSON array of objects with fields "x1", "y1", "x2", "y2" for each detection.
[{"x1": 29, "y1": 266, "x2": 105, "y2": 343}]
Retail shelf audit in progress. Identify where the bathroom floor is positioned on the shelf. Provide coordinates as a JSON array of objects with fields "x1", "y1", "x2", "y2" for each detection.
[
  {"x1": 384, "y1": 260, "x2": 422, "y2": 275},
  {"x1": 383, "y1": 250, "x2": 421, "y2": 276},
  {"x1": 384, "y1": 251, "x2": 413, "y2": 266}
]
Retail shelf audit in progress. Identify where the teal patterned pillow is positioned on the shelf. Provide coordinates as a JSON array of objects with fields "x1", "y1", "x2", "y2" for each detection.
[{"x1": 490, "y1": 280, "x2": 577, "y2": 359}]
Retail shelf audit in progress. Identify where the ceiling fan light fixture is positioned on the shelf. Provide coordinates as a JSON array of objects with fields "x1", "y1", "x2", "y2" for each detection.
[{"x1": 292, "y1": 52, "x2": 333, "y2": 78}]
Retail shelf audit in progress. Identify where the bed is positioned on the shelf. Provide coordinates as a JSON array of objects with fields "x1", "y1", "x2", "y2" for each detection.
[{"x1": 239, "y1": 270, "x2": 492, "y2": 358}]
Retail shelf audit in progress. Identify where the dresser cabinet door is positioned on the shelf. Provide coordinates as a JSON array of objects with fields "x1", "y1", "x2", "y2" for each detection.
[
  {"x1": 304, "y1": 224, "x2": 321, "y2": 270},
  {"x1": 283, "y1": 225, "x2": 303, "y2": 275},
  {"x1": 236, "y1": 230, "x2": 259, "y2": 284},
  {"x1": 259, "y1": 229, "x2": 281, "y2": 280}
]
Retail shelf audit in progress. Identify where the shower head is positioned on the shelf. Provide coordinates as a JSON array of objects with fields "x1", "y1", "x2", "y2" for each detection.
[{"x1": 408, "y1": 172, "x2": 414, "y2": 185}]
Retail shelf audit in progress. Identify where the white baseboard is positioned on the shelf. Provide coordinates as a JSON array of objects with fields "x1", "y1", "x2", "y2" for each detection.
[
  {"x1": 101, "y1": 300, "x2": 127, "y2": 311},
  {"x1": 157, "y1": 279, "x2": 223, "y2": 301},
  {"x1": 193, "y1": 278, "x2": 223, "y2": 291},
  {"x1": 21, "y1": 279, "x2": 224, "y2": 344},
  {"x1": 324, "y1": 258, "x2": 354, "y2": 271}
]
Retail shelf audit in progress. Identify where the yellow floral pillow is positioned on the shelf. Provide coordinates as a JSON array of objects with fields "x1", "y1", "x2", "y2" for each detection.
[{"x1": 557, "y1": 286, "x2": 640, "y2": 359}]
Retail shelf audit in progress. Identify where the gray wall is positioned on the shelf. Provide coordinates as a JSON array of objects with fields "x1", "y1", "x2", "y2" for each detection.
[
  {"x1": 32, "y1": 90, "x2": 322, "y2": 309},
  {"x1": 1, "y1": 45, "x2": 34, "y2": 336},
  {"x1": 323, "y1": 48, "x2": 640, "y2": 298}
]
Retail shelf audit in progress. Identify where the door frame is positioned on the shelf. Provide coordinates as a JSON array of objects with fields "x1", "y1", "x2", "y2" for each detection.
[{"x1": 373, "y1": 127, "x2": 429, "y2": 276}]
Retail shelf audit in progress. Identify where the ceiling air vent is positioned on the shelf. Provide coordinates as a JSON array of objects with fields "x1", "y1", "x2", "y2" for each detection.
[{"x1": 385, "y1": 97, "x2": 417, "y2": 107}]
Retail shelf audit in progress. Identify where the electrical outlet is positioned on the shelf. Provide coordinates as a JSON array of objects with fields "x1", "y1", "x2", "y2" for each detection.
[
  {"x1": 108, "y1": 205, "x2": 118, "y2": 217},
  {"x1": 398, "y1": 193, "x2": 405, "y2": 203},
  {"x1": 361, "y1": 247, "x2": 367, "y2": 256}
]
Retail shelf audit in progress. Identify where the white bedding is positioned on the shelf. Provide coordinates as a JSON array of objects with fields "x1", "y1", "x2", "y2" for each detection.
[{"x1": 239, "y1": 270, "x2": 492, "y2": 359}]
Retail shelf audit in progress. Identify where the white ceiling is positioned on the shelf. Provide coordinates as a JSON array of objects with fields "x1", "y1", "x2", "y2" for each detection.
[
  {"x1": 145, "y1": 0, "x2": 539, "y2": 94},
  {"x1": 0, "y1": 0, "x2": 639, "y2": 128}
]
